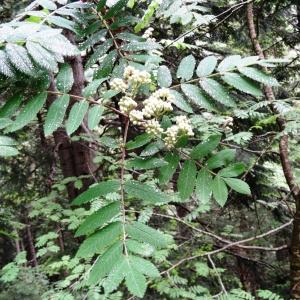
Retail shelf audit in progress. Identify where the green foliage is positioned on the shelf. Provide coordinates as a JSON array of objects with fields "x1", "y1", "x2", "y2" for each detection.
[{"x1": 0, "y1": 0, "x2": 294, "y2": 299}]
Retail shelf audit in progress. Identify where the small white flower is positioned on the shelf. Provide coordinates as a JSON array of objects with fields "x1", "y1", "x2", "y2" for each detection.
[
  {"x1": 123, "y1": 66, "x2": 151, "y2": 85},
  {"x1": 124, "y1": 66, "x2": 136, "y2": 81},
  {"x1": 142, "y1": 95, "x2": 173, "y2": 118},
  {"x1": 144, "y1": 119, "x2": 163, "y2": 136},
  {"x1": 163, "y1": 116, "x2": 194, "y2": 149},
  {"x1": 119, "y1": 96, "x2": 137, "y2": 114},
  {"x1": 110, "y1": 78, "x2": 128, "y2": 92},
  {"x1": 153, "y1": 88, "x2": 174, "y2": 102},
  {"x1": 129, "y1": 110, "x2": 144, "y2": 125}
]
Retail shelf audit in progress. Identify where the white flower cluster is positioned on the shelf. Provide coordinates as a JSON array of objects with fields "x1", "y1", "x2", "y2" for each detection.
[
  {"x1": 142, "y1": 27, "x2": 156, "y2": 42},
  {"x1": 123, "y1": 66, "x2": 151, "y2": 85},
  {"x1": 129, "y1": 109, "x2": 144, "y2": 125},
  {"x1": 110, "y1": 78, "x2": 128, "y2": 92},
  {"x1": 119, "y1": 96, "x2": 137, "y2": 114},
  {"x1": 108, "y1": 66, "x2": 194, "y2": 149},
  {"x1": 164, "y1": 116, "x2": 194, "y2": 149},
  {"x1": 145, "y1": 119, "x2": 164, "y2": 135},
  {"x1": 222, "y1": 116, "x2": 234, "y2": 133},
  {"x1": 142, "y1": 88, "x2": 174, "y2": 118},
  {"x1": 110, "y1": 66, "x2": 151, "y2": 95}
]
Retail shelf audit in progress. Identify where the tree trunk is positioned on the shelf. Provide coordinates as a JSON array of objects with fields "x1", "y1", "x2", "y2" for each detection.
[
  {"x1": 46, "y1": 32, "x2": 96, "y2": 200},
  {"x1": 25, "y1": 218, "x2": 38, "y2": 267}
]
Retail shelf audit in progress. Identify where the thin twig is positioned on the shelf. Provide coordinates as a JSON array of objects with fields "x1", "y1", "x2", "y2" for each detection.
[
  {"x1": 160, "y1": 219, "x2": 292, "y2": 275},
  {"x1": 120, "y1": 118, "x2": 130, "y2": 256},
  {"x1": 208, "y1": 255, "x2": 227, "y2": 295}
]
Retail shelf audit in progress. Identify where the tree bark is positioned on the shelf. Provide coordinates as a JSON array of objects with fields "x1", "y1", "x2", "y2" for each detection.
[
  {"x1": 246, "y1": 3, "x2": 300, "y2": 298},
  {"x1": 46, "y1": 32, "x2": 96, "y2": 200},
  {"x1": 25, "y1": 218, "x2": 38, "y2": 267}
]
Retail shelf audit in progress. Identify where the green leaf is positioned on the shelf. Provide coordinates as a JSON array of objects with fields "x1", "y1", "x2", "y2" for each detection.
[
  {"x1": 66, "y1": 101, "x2": 89, "y2": 135},
  {"x1": 181, "y1": 84, "x2": 215, "y2": 111},
  {"x1": 191, "y1": 134, "x2": 221, "y2": 160},
  {"x1": 159, "y1": 153, "x2": 180, "y2": 185},
  {"x1": 83, "y1": 78, "x2": 107, "y2": 98},
  {"x1": 48, "y1": 16, "x2": 76, "y2": 32},
  {"x1": 88, "y1": 241, "x2": 123, "y2": 285},
  {"x1": 104, "y1": 0, "x2": 127, "y2": 20},
  {"x1": 0, "y1": 146, "x2": 19, "y2": 157},
  {"x1": 196, "y1": 169, "x2": 212, "y2": 204},
  {"x1": 124, "y1": 259, "x2": 147, "y2": 298},
  {"x1": 79, "y1": 29, "x2": 107, "y2": 50},
  {"x1": 94, "y1": 50, "x2": 117, "y2": 78},
  {"x1": 122, "y1": 41, "x2": 162, "y2": 52},
  {"x1": 126, "y1": 240, "x2": 154, "y2": 257},
  {"x1": 97, "y1": 0, "x2": 107, "y2": 11},
  {"x1": 6, "y1": 44, "x2": 34, "y2": 75},
  {"x1": 0, "y1": 118, "x2": 12, "y2": 130},
  {"x1": 37, "y1": 0, "x2": 57, "y2": 10},
  {"x1": 88, "y1": 105, "x2": 104, "y2": 130},
  {"x1": 72, "y1": 180, "x2": 120, "y2": 205},
  {"x1": 224, "y1": 178, "x2": 251, "y2": 195},
  {"x1": 44, "y1": 94, "x2": 70, "y2": 136},
  {"x1": 222, "y1": 73, "x2": 263, "y2": 97},
  {"x1": 177, "y1": 55, "x2": 196, "y2": 81},
  {"x1": 0, "y1": 94, "x2": 23, "y2": 118},
  {"x1": 128, "y1": 255, "x2": 160, "y2": 278},
  {"x1": 212, "y1": 176, "x2": 228, "y2": 207},
  {"x1": 126, "y1": 157, "x2": 167, "y2": 170},
  {"x1": 76, "y1": 222, "x2": 122, "y2": 257},
  {"x1": 125, "y1": 181, "x2": 171, "y2": 204},
  {"x1": 8, "y1": 92, "x2": 47, "y2": 132},
  {"x1": 218, "y1": 163, "x2": 245, "y2": 178},
  {"x1": 0, "y1": 50, "x2": 14, "y2": 77},
  {"x1": 86, "y1": 39, "x2": 113, "y2": 69},
  {"x1": 0, "y1": 136, "x2": 18, "y2": 146},
  {"x1": 238, "y1": 67, "x2": 279, "y2": 86},
  {"x1": 207, "y1": 149, "x2": 236, "y2": 170},
  {"x1": 217, "y1": 55, "x2": 241, "y2": 72},
  {"x1": 26, "y1": 41, "x2": 58, "y2": 72},
  {"x1": 199, "y1": 78, "x2": 236, "y2": 108},
  {"x1": 178, "y1": 160, "x2": 197, "y2": 200},
  {"x1": 196, "y1": 56, "x2": 218, "y2": 77},
  {"x1": 75, "y1": 202, "x2": 120, "y2": 237},
  {"x1": 103, "y1": 257, "x2": 126, "y2": 294},
  {"x1": 157, "y1": 65, "x2": 172, "y2": 88},
  {"x1": 126, "y1": 222, "x2": 170, "y2": 249},
  {"x1": 56, "y1": 64, "x2": 74, "y2": 93},
  {"x1": 169, "y1": 90, "x2": 193, "y2": 113},
  {"x1": 126, "y1": 133, "x2": 151, "y2": 150},
  {"x1": 140, "y1": 141, "x2": 163, "y2": 157}
]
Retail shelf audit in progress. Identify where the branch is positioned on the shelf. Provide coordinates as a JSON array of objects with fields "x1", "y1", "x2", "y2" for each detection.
[{"x1": 160, "y1": 219, "x2": 292, "y2": 274}]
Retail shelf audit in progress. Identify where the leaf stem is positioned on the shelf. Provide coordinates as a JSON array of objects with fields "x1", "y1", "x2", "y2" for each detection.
[
  {"x1": 46, "y1": 90, "x2": 127, "y2": 117},
  {"x1": 120, "y1": 118, "x2": 130, "y2": 256}
]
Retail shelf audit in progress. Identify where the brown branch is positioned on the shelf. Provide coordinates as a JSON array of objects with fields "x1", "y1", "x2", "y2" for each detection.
[{"x1": 160, "y1": 219, "x2": 293, "y2": 275}]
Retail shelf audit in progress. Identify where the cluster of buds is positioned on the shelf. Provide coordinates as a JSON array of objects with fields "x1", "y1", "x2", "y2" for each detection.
[
  {"x1": 222, "y1": 116, "x2": 234, "y2": 133},
  {"x1": 123, "y1": 66, "x2": 151, "y2": 85},
  {"x1": 142, "y1": 89, "x2": 174, "y2": 118},
  {"x1": 109, "y1": 66, "x2": 194, "y2": 149},
  {"x1": 119, "y1": 96, "x2": 137, "y2": 114},
  {"x1": 164, "y1": 116, "x2": 194, "y2": 149},
  {"x1": 145, "y1": 119, "x2": 164, "y2": 135},
  {"x1": 142, "y1": 27, "x2": 156, "y2": 42},
  {"x1": 110, "y1": 78, "x2": 128, "y2": 92},
  {"x1": 129, "y1": 109, "x2": 144, "y2": 125}
]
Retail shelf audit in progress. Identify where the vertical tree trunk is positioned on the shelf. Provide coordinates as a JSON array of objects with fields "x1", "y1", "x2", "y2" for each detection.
[
  {"x1": 246, "y1": 3, "x2": 300, "y2": 298},
  {"x1": 46, "y1": 31, "x2": 96, "y2": 200},
  {"x1": 25, "y1": 219, "x2": 38, "y2": 267}
]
